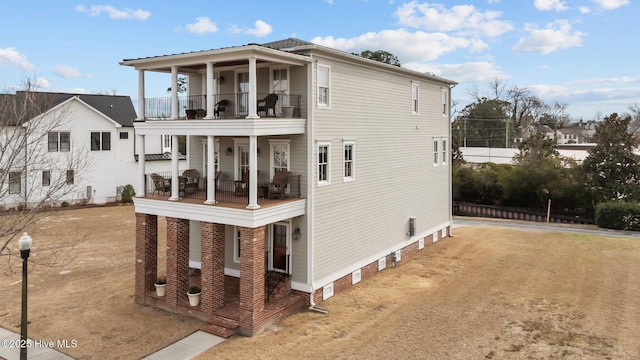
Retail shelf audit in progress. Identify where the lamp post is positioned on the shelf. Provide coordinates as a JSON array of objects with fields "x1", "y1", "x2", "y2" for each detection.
[{"x1": 18, "y1": 232, "x2": 32, "y2": 360}]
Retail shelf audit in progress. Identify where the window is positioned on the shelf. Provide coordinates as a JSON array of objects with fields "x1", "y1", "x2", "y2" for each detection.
[
  {"x1": 442, "y1": 89, "x2": 449, "y2": 117},
  {"x1": 412, "y1": 82, "x2": 419, "y2": 114},
  {"x1": 233, "y1": 227, "x2": 241, "y2": 263},
  {"x1": 48, "y1": 132, "x2": 70, "y2": 152},
  {"x1": 66, "y1": 170, "x2": 74, "y2": 185},
  {"x1": 42, "y1": 170, "x2": 51, "y2": 187},
  {"x1": 119, "y1": 132, "x2": 129, "y2": 140},
  {"x1": 343, "y1": 141, "x2": 355, "y2": 182},
  {"x1": 161, "y1": 135, "x2": 172, "y2": 153},
  {"x1": 269, "y1": 139, "x2": 290, "y2": 178},
  {"x1": 272, "y1": 68, "x2": 289, "y2": 94},
  {"x1": 318, "y1": 65, "x2": 330, "y2": 107},
  {"x1": 317, "y1": 142, "x2": 330, "y2": 185},
  {"x1": 9, "y1": 172, "x2": 21, "y2": 194},
  {"x1": 91, "y1": 132, "x2": 111, "y2": 151},
  {"x1": 442, "y1": 138, "x2": 448, "y2": 166},
  {"x1": 433, "y1": 139, "x2": 439, "y2": 166}
]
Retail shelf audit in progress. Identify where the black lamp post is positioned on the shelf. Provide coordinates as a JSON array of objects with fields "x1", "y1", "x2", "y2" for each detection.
[{"x1": 18, "y1": 232, "x2": 32, "y2": 360}]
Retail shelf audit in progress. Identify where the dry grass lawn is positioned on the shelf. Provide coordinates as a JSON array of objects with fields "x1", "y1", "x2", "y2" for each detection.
[{"x1": 1, "y1": 206, "x2": 640, "y2": 359}]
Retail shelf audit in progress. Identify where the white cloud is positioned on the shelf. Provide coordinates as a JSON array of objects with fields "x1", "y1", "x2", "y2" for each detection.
[
  {"x1": 395, "y1": 2, "x2": 513, "y2": 38},
  {"x1": 244, "y1": 20, "x2": 272, "y2": 37},
  {"x1": 0, "y1": 47, "x2": 35, "y2": 71},
  {"x1": 54, "y1": 65, "x2": 92, "y2": 78},
  {"x1": 75, "y1": 5, "x2": 150, "y2": 20},
  {"x1": 592, "y1": 0, "x2": 629, "y2": 10},
  {"x1": 512, "y1": 20, "x2": 585, "y2": 54},
  {"x1": 406, "y1": 61, "x2": 508, "y2": 83},
  {"x1": 579, "y1": 6, "x2": 592, "y2": 13},
  {"x1": 33, "y1": 77, "x2": 50, "y2": 89},
  {"x1": 534, "y1": 0, "x2": 569, "y2": 11},
  {"x1": 312, "y1": 28, "x2": 487, "y2": 63},
  {"x1": 185, "y1": 17, "x2": 218, "y2": 34},
  {"x1": 573, "y1": 76, "x2": 640, "y2": 85}
]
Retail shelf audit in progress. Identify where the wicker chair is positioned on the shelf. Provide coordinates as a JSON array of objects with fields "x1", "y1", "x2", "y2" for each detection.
[
  {"x1": 150, "y1": 173, "x2": 170, "y2": 195},
  {"x1": 181, "y1": 169, "x2": 200, "y2": 193},
  {"x1": 268, "y1": 171, "x2": 291, "y2": 199}
]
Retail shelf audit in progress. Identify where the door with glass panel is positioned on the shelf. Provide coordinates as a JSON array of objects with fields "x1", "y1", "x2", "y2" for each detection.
[{"x1": 269, "y1": 222, "x2": 290, "y2": 273}]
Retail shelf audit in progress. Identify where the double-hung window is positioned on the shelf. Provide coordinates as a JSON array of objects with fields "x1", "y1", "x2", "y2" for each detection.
[
  {"x1": 9, "y1": 171, "x2": 21, "y2": 194},
  {"x1": 441, "y1": 138, "x2": 448, "y2": 166},
  {"x1": 91, "y1": 131, "x2": 111, "y2": 151},
  {"x1": 42, "y1": 170, "x2": 51, "y2": 187},
  {"x1": 412, "y1": 82, "x2": 419, "y2": 114},
  {"x1": 343, "y1": 140, "x2": 355, "y2": 182},
  {"x1": 442, "y1": 88, "x2": 449, "y2": 117},
  {"x1": 318, "y1": 65, "x2": 330, "y2": 107},
  {"x1": 48, "y1": 131, "x2": 70, "y2": 152},
  {"x1": 433, "y1": 139, "x2": 439, "y2": 166},
  {"x1": 66, "y1": 170, "x2": 74, "y2": 185},
  {"x1": 317, "y1": 142, "x2": 330, "y2": 186}
]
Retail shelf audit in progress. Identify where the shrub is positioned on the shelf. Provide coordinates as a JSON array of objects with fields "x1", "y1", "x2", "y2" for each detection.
[
  {"x1": 595, "y1": 202, "x2": 640, "y2": 231},
  {"x1": 155, "y1": 275, "x2": 166, "y2": 285},
  {"x1": 121, "y1": 184, "x2": 135, "y2": 203},
  {"x1": 188, "y1": 285, "x2": 201, "y2": 294},
  {"x1": 61, "y1": 201, "x2": 70, "y2": 207}
]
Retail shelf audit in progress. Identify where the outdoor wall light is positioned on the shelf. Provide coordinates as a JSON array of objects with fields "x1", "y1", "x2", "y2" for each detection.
[
  {"x1": 226, "y1": 147, "x2": 233, "y2": 156},
  {"x1": 293, "y1": 227, "x2": 301, "y2": 240}
]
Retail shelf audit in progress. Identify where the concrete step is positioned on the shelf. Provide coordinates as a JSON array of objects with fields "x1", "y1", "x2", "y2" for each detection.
[{"x1": 200, "y1": 315, "x2": 239, "y2": 338}]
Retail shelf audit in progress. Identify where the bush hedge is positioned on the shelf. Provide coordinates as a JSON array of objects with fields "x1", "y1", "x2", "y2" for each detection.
[
  {"x1": 595, "y1": 202, "x2": 640, "y2": 231},
  {"x1": 121, "y1": 184, "x2": 135, "y2": 203}
]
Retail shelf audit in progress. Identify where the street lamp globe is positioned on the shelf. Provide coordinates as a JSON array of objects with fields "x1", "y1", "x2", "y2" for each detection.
[{"x1": 18, "y1": 232, "x2": 32, "y2": 252}]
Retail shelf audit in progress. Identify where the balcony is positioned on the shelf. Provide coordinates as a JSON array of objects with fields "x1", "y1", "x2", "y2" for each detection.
[{"x1": 144, "y1": 93, "x2": 303, "y2": 120}]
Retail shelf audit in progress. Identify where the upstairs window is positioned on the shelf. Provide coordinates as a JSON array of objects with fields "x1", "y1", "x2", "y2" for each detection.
[
  {"x1": 343, "y1": 141, "x2": 355, "y2": 182},
  {"x1": 442, "y1": 89, "x2": 448, "y2": 117},
  {"x1": 433, "y1": 139, "x2": 439, "y2": 166},
  {"x1": 318, "y1": 65, "x2": 330, "y2": 107},
  {"x1": 91, "y1": 132, "x2": 111, "y2": 151},
  {"x1": 412, "y1": 82, "x2": 419, "y2": 114},
  {"x1": 317, "y1": 142, "x2": 330, "y2": 185},
  {"x1": 48, "y1": 132, "x2": 70, "y2": 152}
]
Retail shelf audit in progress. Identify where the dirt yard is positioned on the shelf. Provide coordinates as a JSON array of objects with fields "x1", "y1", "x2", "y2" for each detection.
[{"x1": 1, "y1": 206, "x2": 640, "y2": 359}]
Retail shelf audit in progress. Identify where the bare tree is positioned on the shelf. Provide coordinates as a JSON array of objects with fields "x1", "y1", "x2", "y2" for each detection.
[
  {"x1": 627, "y1": 104, "x2": 640, "y2": 135},
  {"x1": 0, "y1": 80, "x2": 89, "y2": 271}
]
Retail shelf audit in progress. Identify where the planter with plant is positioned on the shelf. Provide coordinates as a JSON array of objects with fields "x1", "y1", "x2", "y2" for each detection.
[
  {"x1": 154, "y1": 275, "x2": 167, "y2": 297},
  {"x1": 187, "y1": 285, "x2": 201, "y2": 306}
]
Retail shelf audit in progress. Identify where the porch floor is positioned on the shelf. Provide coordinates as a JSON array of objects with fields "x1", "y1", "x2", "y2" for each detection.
[{"x1": 144, "y1": 189, "x2": 303, "y2": 209}]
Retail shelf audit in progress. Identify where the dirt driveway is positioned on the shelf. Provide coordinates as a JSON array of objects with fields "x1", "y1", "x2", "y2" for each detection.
[{"x1": 1, "y1": 206, "x2": 639, "y2": 359}]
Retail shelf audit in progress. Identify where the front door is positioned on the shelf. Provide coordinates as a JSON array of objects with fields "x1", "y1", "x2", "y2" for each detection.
[{"x1": 269, "y1": 222, "x2": 290, "y2": 273}]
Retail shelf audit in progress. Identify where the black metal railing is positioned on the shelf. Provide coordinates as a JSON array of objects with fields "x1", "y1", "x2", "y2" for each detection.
[
  {"x1": 144, "y1": 93, "x2": 302, "y2": 119},
  {"x1": 265, "y1": 252, "x2": 289, "y2": 300},
  {"x1": 145, "y1": 172, "x2": 302, "y2": 206}
]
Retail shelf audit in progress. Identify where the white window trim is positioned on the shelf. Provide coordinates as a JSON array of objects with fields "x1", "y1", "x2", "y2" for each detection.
[
  {"x1": 268, "y1": 139, "x2": 291, "y2": 179},
  {"x1": 233, "y1": 138, "x2": 249, "y2": 181},
  {"x1": 268, "y1": 220, "x2": 292, "y2": 274},
  {"x1": 233, "y1": 226, "x2": 241, "y2": 263},
  {"x1": 412, "y1": 81, "x2": 420, "y2": 115},
  {"x1": 343, "y1": 140, "x2": 355, "y2": 182},
  {"x1": 317, "y1": 64, "x2": 331, "y2": 108},
  {"x1": 441, "y1": 137, "x2": 448, "y2": 166},
  {"x1": 433, "y1": 138, "x2": 440, "y2": 167},
  {"x1": 441, "y1": 88, "x2": 449, "y2": 117},
  {"x1": 317, "y1": 141, "x2": 331, "y2": 186}
]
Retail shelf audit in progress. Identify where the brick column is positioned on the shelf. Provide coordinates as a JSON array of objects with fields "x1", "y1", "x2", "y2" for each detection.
[
  {"x1": 201, "y1": 222, "x2": 225, "y2": 317},
  {"x1": 239, "y1": 226, "x2": 266, "y2": 336},
  {"x1": 135, "y1": 213, "x2": 157, "y2": 304},
  {"x1": 166, "y1": 217, "x2": 190, "y2": 310}
]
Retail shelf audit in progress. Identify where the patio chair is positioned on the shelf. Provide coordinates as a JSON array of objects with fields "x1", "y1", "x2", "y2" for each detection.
[
  {"x1": 257, "y1": 94, "x2": 278, "y2": 117},
  {"x1": 182, "y1": 169, "x2": 200, "y2": 193},
  {"x1": 150, "y1": 173, "x2": 170, "y2": 195},
  {"x1": 214, "y1": 99, "x2": 229, "y2": 118},
  {"x1": 268, "y1": 171, "x2": 291, "y2": 199},
  {"x1": 234, "y1": 170, "x2": 259, "y2": 196}
]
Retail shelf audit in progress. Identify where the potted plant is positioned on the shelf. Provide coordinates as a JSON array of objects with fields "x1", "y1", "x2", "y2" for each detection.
[
  {"x1": 155, "y1": 275, "x2": 167, "y2": 297},
  {"x1": 187, "y1": 285, "x2": 201, "y2": 306}
]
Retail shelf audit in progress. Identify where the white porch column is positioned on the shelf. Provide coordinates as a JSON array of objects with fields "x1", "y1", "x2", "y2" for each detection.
[
  {"x1": 246, "y1": 135, "x2": 260, "y2": 209},
  {"x1": 205, "y1": 135, "x2": 217, "y2": 204},
  {"x1": 136, "y1": 134, "x2": 146, "y2": 197},
  {"x1": 246, "y1": 57, "x2": 259, "y2": 119},
  {"x1": 169, "y1": 135, "x2": 180, "y2": 201},
  {"x1": 205, "y1": 62, "x2": 216, "y2": 119},
  {"x1": 171, "y1": 66, "x2": 179, "y2": 120},
  {"x1": 137, "y1": 70, "x2": 145, "y2": 120}
]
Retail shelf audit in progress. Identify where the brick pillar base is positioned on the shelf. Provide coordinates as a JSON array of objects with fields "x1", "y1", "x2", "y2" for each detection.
[
  {"x1": 135, "y1": 213, "x2": 157, "y2": 305},
  {"x1": 239, "y1": 226, "x2": 266, "y2": 336},
  {"x1": 166, "y1": 217, "x2": 190, "y2": 310},
  {"x1": 201, "y1": 222, "x2": 225, "y2": 317}
]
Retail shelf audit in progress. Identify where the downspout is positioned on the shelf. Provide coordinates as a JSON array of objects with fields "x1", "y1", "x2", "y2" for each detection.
[
  {"x1": 306, "y1": 57, "x2": 317, "y2": 309},
  {"x1": 448, "y1": 84, "x2": 456, "y2": 233}
]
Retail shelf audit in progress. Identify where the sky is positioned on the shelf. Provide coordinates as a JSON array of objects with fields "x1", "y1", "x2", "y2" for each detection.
[{"x1": 0, "y1": 0, "x2": 637, "y2": 121}]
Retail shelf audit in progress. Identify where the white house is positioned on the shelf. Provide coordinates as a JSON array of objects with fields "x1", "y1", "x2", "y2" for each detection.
[{"x1": 121, "y1": 38, "x2": 456, "y2": 336}]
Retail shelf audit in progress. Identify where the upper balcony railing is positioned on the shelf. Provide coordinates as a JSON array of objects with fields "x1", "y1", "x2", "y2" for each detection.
[{"x1": 144, "y1": 93, "x2": 302, "y2": 119}]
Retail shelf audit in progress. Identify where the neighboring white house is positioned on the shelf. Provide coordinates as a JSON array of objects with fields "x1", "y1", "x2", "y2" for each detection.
[
  {"x1": 0, "y1": 91, "x2": 182, "y2": 208},
  {"x1": 121, "y1": 38, "x2": 456, "y2": 336}
]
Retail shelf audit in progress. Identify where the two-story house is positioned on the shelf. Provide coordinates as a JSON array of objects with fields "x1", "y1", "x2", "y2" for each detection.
[{"x1": 121, "y1": 38, "x2": 456, "y2": 337}]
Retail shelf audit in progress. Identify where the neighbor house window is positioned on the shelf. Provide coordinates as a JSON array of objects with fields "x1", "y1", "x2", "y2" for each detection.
[
  {"x1": 412, "y1": 82, "x2": 419, "y2": 114},
  {"x1": 91, "y1": 131, "x2": 111, "y2": 151},
  {"x1": 343, "y1": 140, "x2": 355, "y2": 182},
  {"x1": 42, "y1": 170, "x2": 51, "y2": 187},
  {"x1": 119, "y1": 131, "x2": 129, "y2": 139},
  {"x1": 433, "y1": 139, "x2": 439, "y2": 166},
  {"x1": 317, "y1": 142, "x2": 330, "y2": 185},
  {"x1": 48, "y1": 131, "x2": 70, "y2": 152},
  {"x1": 442, "y1": 88, "x2": 449, "y2": 117},
  {"x1": 318, "y1": 65, "x2": 330, "y2": 107},
  {"x1": 9, "y1": 171, "x2": 21, "y2": 194},
  {"x1": 442, "y1": 138, "x2": 448, "y2": 166},
  {"x1": 66, "y1": 170, "x2": 74, "y2": 185}
]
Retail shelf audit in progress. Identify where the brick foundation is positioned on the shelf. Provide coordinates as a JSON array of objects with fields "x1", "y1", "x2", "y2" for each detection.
[
  {"x1": 238, "y1": 226, "x2": 266, "y2": 336},
  {"x1": 135, "y1": 213, "x2": 157, "y2": 305},
  {"x1": 166, "y1": 217, "x2": 190, "y2": 310},
  {"x1": 201, "y1": 222, "x2": 225, "y2": 317}
]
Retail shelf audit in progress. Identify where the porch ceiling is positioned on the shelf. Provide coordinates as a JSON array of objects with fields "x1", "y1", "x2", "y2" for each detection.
[{"x1": 133, "y1": 118, "x2": 306, "y2": 137}]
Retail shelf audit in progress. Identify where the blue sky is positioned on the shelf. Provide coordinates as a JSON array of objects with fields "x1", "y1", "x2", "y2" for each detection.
[{"x1": 0, "y1": 0, "x2": 636, "y2": 121}]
